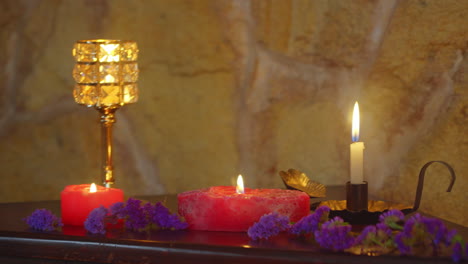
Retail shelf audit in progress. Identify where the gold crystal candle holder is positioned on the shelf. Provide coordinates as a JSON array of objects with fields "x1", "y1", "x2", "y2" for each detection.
[
  {"x1": 72, "y1": 39, "x2": 139, "y2": 106},
  {"x1": 72, "y1": 39, "x2": 139, "y2": 187}
]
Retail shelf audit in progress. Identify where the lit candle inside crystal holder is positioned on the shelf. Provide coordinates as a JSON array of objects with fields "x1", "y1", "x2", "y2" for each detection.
[{"x1": 72, "y1": 39, "x2": 139, "y2": 187}]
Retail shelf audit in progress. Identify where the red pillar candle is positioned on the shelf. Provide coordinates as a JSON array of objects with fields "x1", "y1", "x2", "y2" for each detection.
[
  {"x1": 178, "y1": 186, "x2": 310, "y2": 232},
  {"x1": 61, "y1": 184, "x2": 124, "y2": 226}
]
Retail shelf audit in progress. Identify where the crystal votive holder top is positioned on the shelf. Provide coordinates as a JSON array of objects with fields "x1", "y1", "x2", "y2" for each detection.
[{"x1": 72, "y1": 39, "x2": 139, "y2": 107}]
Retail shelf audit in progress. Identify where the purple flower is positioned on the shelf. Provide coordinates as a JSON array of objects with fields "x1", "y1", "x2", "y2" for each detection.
[
  {"x1": 356, "y1": 225, "x2": 376, "y2": 245},
  {"x1": 412, "y1": 214, "x2": 453, "y2": 246},
  {"x1": 147, "y1": 202, "x2": 188, "y2": 230},
  {"x1": 394, "y1": 231, "x2": 412, "y2": 255},
  {"x1": 379, "y1": 209, "x2": 404, "y2": 223},
  {"x1": 465, "y1": 242, "x2": 468, "y2": 258},
  {"x1": 84, "y1": 198, "x2": 191, "y2": 233},
  {"x1": 394, "y1": 213, "x2": 456, "y2": 256},
  {"x1": 379, "y1": 209, "x2": 404, "y2": 230},
  {"x1": 420, "y1": 216, "x2": 451, "y2": 245},
  {"x1": 394, "y1": 214, "x2": 424, "y2": 255},
  {"x1": 247, "y1": 212, "x2": 290, "y2": 240},
  {"x1": 84, "y1": 206, "x2": 108, "y2": 234},
  {"x1": 109, "y1": 202, "x2": 126, "y2": 219},
  {"x1": 24, "y1": 209, "x2": 62, "y2": 231},
  {"x1": 124, "y1": 198, "x2": 149, "y2": 231},
  {"x1": 355, "y1": 223, "x2": 393, "y2": 248},
  {"x1": 290, "y1": 206, "x2": 330, "y2": 236},
  {"x1": 452, "y1": 241, "x2": 464, "y2": 263},
  {"x1": 314, "y1": 217, "x2": 355, "y2": 251},
  {"x1": 447, "y1": 229, "x2": 459, "y2": 242}
]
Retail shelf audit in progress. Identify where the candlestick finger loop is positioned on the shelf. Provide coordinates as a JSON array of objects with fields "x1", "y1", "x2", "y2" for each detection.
[{"x1": 412, "y1": 160, "x2": 456, "y2": 212}]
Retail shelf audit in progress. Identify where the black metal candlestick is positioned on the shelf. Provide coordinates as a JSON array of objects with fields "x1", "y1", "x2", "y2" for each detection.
[{"x1": 281, "y1": 161, "x2": 456, "y2": 225}]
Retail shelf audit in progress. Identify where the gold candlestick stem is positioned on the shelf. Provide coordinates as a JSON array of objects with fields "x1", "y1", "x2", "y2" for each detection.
[{"x1": 98, "y1": 106, "x2": 119, "y2": 187}]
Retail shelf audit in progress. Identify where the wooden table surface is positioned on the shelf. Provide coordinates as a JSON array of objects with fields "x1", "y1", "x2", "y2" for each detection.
[{"x1": 0, "y1": 186, "x2": 465, "y2": 264}]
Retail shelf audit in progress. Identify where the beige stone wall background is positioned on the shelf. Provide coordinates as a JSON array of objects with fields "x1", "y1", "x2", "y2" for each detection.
[{"x1": 0, "y1": 0, "x2": 467, "y2": 225}]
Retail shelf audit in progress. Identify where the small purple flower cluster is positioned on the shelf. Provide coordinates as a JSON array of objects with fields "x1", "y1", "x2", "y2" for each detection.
[
  {"x1": 392, "y1": 213, "x2": 468, "y2": 262},
  {"x1": 24, "y1": 208, "x2": 62, "y2": 231},
  {"x1": 355, "y1": 223, "x2": 393, "y2": 248},
  {"x1": 84, "y1": 198, "x2": 188, "y2": 234},
  {"x1": 247, "y1": 207, "x2": 468, "y2": 262},
  {"x1": 314, "y1": 217, "x2": 355, "y2": 251},
  {"x1": 247, "y1": 212, "x2": 290, "y2": 240},
  {"x1": 289, "y1": 206, "x2": 330, "y2": 236},
  {"x1": 352, "y1": 209, "x2": 404, "y2": 251},
  {"x1": 84, "y1": 206, "x2": 108, "y2": 234},
  {"x1": 109, "y1": 201, "x2": 126, "y2": 219},
  {"x1": 451, "y1": 240, "x2": 468, "y2": 263},
  {"x1": 247, "y1": 206, "x2": 332, "y2": 240},
  {"x1": 124, "y1": 198, "x2": 150, "y2": 231},
  {"x1": 379, "y1": 209, "x2": 404, "y2": 230},
  {"x1": 351, "y1": 210, "x2": 468, "y2": 262},
  {"x1": 147, "y1": 202, "x2": 188, "y2": 230}
]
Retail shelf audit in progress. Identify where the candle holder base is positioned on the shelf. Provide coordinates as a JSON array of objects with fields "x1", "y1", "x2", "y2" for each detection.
[
  {"x1": 312, "y1": 200, "x2": 413, "y2": 225},
  {"x1": 346, "y1": 181, "x2": 368, "y2": 211}
]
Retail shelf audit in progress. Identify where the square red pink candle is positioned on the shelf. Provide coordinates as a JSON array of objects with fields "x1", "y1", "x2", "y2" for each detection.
[{"x1": 178, "y1": 175, "x2": 310, "y2": 232}]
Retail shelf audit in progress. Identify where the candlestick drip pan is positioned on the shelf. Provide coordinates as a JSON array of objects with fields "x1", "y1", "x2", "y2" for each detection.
[{"x1": 311, "y1": 200, "x2": 413, "y2": 225}]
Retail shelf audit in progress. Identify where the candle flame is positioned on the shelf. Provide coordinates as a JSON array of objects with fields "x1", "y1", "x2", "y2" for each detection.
[
  {"x1": 352, "y1": 102, "x2": 360, "y2": 142},
  {"x1": 89, "y1": 183, "x2": 97, "y2": 193},
  {"x1": 236, "y1": 175, "x2": 245, "y2": 194}
]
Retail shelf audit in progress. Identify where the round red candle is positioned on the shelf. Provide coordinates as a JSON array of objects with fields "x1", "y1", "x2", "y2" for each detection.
[
  {"x1": 61, "y1": 184, "x2": 124, "y2": 226},
  {"x1": 178, "y1": 186, "x2": 310, "y2": 232}
]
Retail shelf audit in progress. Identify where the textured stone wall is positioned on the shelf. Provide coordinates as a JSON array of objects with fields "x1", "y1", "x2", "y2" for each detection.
[{"x1": 0, "y1": 0, "x2": 467, "y2": 226}]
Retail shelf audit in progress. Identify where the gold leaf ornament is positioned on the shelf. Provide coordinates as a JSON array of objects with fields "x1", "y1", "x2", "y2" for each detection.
[{"x1": 279, "y1": 169, "x2": 326, "y2": 198}]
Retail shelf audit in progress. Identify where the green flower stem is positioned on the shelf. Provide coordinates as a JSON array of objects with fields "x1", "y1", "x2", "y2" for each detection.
[
  {"x1": 370, "y1": 238, "x2": 385, "y2": 247},
  {"x1": 387, "y1": 222, "x2": 403, "y2": 231}
]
